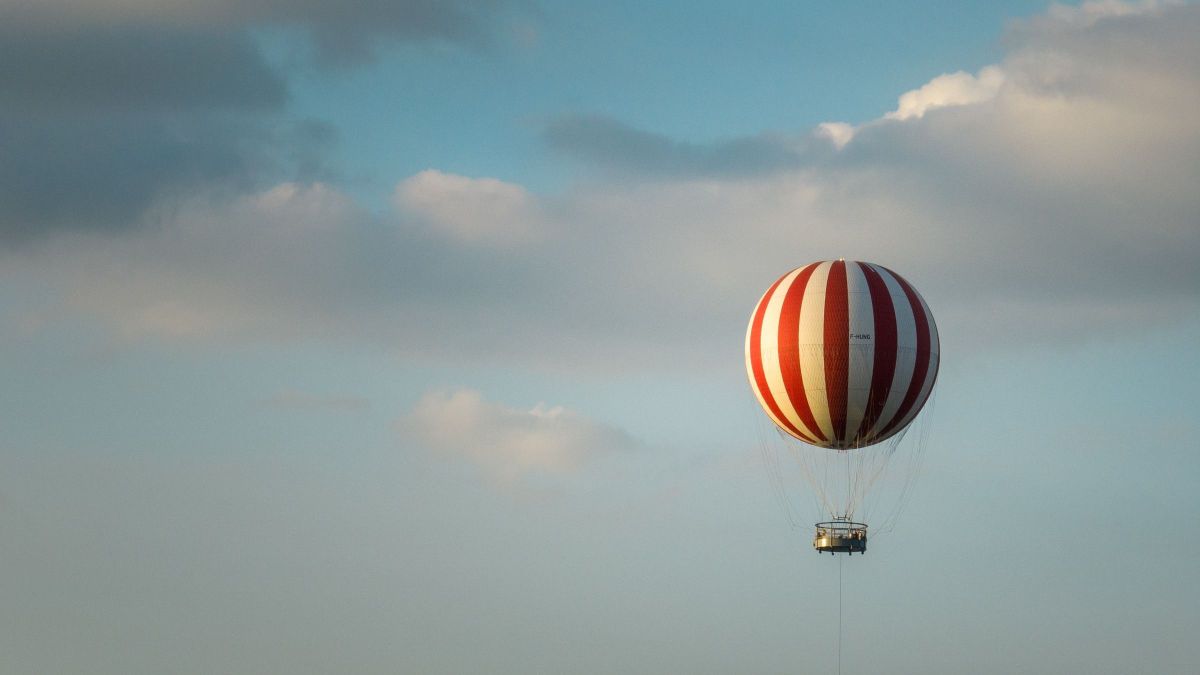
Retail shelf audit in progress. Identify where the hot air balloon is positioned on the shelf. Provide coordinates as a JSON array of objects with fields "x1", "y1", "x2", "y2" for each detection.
[{"x1": 745, "y1": 259, "x2": 939, "y2": 554}]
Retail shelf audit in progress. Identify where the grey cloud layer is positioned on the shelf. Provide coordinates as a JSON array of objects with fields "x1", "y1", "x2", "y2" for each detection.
[
  {"x1": 0, "y1": 0, "x2": 516, "y2": 242},
  {"x1": 541, "y1": 3, "x2": 1200, "y2": 344},
  {"x1": 543, "y1": 114, "x2": 822, "y2": 177},
  {"x1": 7, "y1": 0, "x2": 519, "y2": 63},
  {"x1": 0, "y1": 25, "x2": 286, "y2": 110},
  {"x1": 0, "y1": 18, "x2": 290, "y2": 242},
  {"x1": 7, "y1": 2, "x2": 1199, "y2": 367},
  {"x1": 0, "y1": 108, "x2": 331, "y2": 242}
]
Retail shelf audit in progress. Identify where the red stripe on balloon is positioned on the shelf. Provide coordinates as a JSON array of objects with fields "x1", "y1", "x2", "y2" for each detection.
[
  {"x1": 748, "y1": 272, "x2": 816, "y2": 443},
  {"x1": 823, "y1": 260, "x2": 849, "y2": 444},
  {"x1": 777, "y1": 263, "x2": 826, "y2": 443},
  {"x1": 876, "y1": 267, "x2": 930, "y2": 439},
  {"x1": 857, "y1": 262, "x2": 897, "y2": 443}
]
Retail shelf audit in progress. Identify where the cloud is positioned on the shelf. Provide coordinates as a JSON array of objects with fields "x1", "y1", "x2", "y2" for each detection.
[
  {"x1": 0, "y1": 111, "x2": 326, "y2": 243},
  {"x1": 34, "y1": 181, "x2": 370, "y2": 342},
  {"x1": 6, "y1": 179, "x2": 600, "y2": 363},
  {"x1": 0, "y1": 24, "x2": 286, "y2": 111},
  {"x1": 402, "y1": 389, "x2": 637, "y2": 480},
  {"x1": 0, "y1": 0, "x2": 523, "y2": 243},
  {"x1": 394, "y1": 170, "x2": 541, "y2": 245},
  {"x1": 883, "y1": 66, "x2": 1005, "y2": 121},
  {"x1": 816, "y1": 122, "x2": 856, "y2": 150},
  {"x1": 0, "y1": 19, "x2": 301, "y2": 243},
  {"x1": 540, "y1": 63, "x2": 1007, "y2": 174},
  {"x1": 275, "y1": 0, "x2": 527, "y2": 65},
  {"x1": 6, "y1": 175, "x2": 775, "y2": 369},
  {"x1": 4, "y1": 1, "x2": 1198, "y2": 368},
  {"x1": 543, "y1": 113, "x2": 816, "y2": 177},
  {"x1": 536, "y1": 0, "x2": 1200, "y2": 348},
  {"x1": 1038, "y1": 0, "x2": 1181, "y2": 28},
  {"x1": 8, "y1": 0, "x2": 528, "y2": 65}
]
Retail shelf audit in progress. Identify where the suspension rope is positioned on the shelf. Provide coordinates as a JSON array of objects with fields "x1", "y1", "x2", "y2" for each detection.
[{"x1": 838, "y1": 554, "x2": 844, "y2": 675}]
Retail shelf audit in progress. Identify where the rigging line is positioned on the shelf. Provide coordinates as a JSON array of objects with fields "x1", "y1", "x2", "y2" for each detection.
[
  {"x1": 749, "y1": 397, "x2": 805, "y2": 529},
  {"x1": 845, "y1": 448, "x2": 852, "y2": 518},
  {"x1": 793, "y1": 432, "x2": 834, "y2": 518},
  {"x1": 759, "y1": 423, "x2": 799, "y2": 528},
  {"x1": 884, "y1": 426, "x2": 922, "y2": 532}
]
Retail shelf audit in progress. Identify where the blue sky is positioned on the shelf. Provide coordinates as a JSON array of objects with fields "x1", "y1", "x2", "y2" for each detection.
[
  {"x1": 278, "y1": 0, "x2": 1048, "y2": 195},
  {"x1": 2, "y1": 1, "x2": 1198, "y2": 673}
]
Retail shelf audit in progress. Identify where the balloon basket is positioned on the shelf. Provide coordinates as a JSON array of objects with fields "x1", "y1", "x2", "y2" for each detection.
[{"x1": 813, "y1": 520, "x2": 868, "y2": 554}]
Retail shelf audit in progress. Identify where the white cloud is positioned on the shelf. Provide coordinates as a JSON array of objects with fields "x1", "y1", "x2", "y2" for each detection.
[
  {"x1": 818, "y1": 65, "x2": 1004, "y2": 145},
  {"x1": 826, "y1": 2, "x2": 1175, "y2": 137},
  {"x1": 402, "y1": 389, "x2": 636, "y2": 480},
  {"x1": 884, "y1": 66, "x2": 1005, "y2": 121},
  {"x1": 816, "y1": 122, "x2": 856, "y2": 149},
  {"x1": 393, "y1": 169, "x2": 541, "y2": 245},
  {"x1": 250, "y1": 181, "x2": 357, "y2": 226}
]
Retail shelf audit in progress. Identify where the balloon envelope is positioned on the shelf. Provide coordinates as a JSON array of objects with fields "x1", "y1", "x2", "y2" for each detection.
[{"x1": 745, "y1": 260, "x2": 939, "y2": 450}]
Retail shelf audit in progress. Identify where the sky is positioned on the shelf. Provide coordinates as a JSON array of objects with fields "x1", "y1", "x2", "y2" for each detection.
[{"x1": 1, "y1": 0, "x2": 1198, "y2": 673}]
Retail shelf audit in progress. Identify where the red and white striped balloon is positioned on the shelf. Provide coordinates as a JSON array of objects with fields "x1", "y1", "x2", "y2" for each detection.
[{"x1": 745, "y1": 260, "x2": 939, "y2": 450}]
